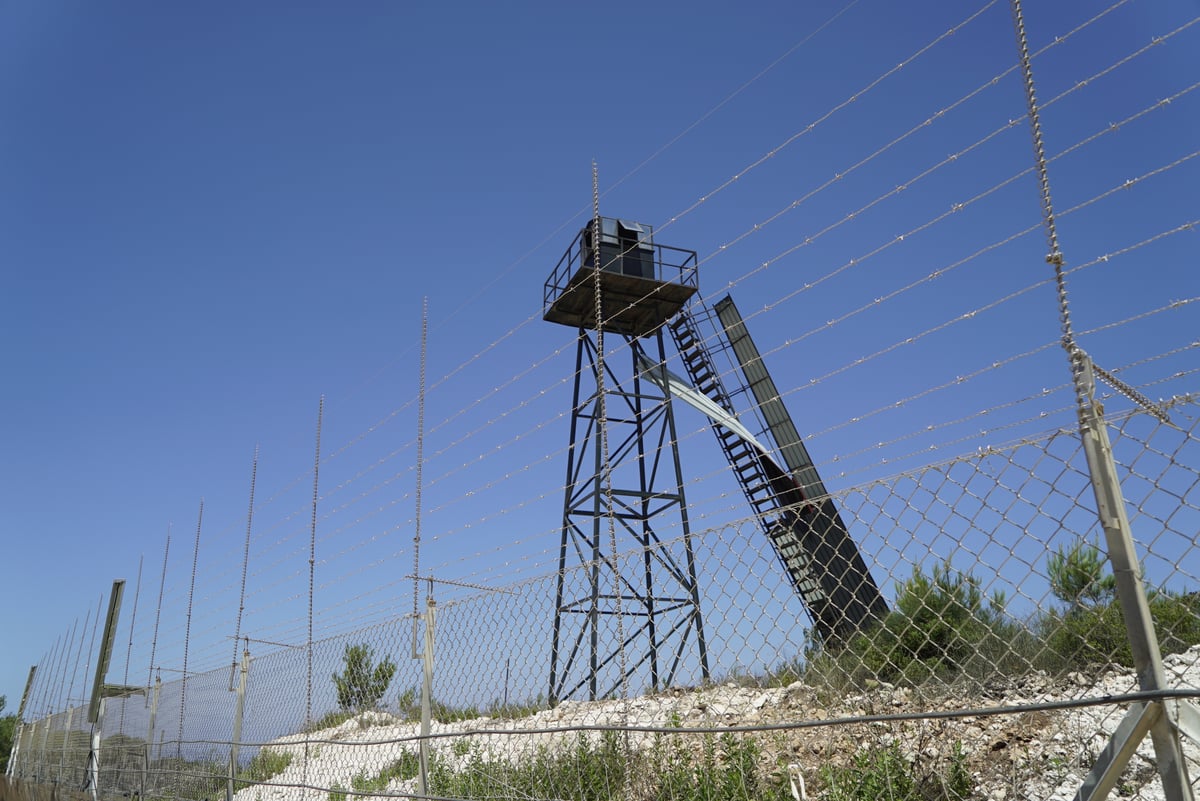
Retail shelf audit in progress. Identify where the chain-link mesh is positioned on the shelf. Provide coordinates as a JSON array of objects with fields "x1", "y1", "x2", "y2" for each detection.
[{"x1": 10, "y1": 396, "x2": 1199, "y2": 800}]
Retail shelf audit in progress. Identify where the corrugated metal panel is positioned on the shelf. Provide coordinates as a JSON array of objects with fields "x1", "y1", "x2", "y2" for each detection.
[
  {"x1": 709, "y1": 295, "x2": 889, "y2": 639},
  {"x1": 713, "y1": 296, "x2": 826, "y2": 498}
]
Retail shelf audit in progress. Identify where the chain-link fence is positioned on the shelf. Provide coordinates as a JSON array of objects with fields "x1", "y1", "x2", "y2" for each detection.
[{"x1": 8, "y1": 395, "x2": 1199, "y2": 801}]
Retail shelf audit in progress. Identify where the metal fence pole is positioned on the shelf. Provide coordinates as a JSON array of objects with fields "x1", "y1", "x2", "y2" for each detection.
[
  {"x1": 17, "y1": 721, "x2": 30, "y2": 780},
  {"x1": 226, "y1": 646, "x2": 250, "y2": 801},
  {"x1": 6, "y1": 722, "x2": 23, "y2": 778},
  {"x1": 84, "y1": 698, "x2": 105, "y2": 801},
  {"x1": 57, "y1": 707, "x2": 73, "y2": 784},
  {"x1": 5, "y1": 666, "x2": 36, "y2": 780},
  {"x1": 1074, "y1": 356, "x2": 1195, "y2": 801},
  {"x1": 37, "y1": 713, "x2": 52, "y2": 782},
  {"x1": 144, "y1": 675, "x2": 160, "y2": 800},
  {"x1": 417, "y1": 595, "x2": 436, "y2": 800}
]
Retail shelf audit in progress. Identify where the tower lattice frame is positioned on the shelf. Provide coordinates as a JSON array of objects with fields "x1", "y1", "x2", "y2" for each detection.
[{"x1": 548, "y1": 327, "x2": 709, "y2": 703}]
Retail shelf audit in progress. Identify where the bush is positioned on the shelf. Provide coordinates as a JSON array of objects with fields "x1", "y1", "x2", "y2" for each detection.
[
  {"x1": 651, "y1": 732, "x2": 790, "y2": 801},
  {"x1": 306, "y1": 708, "x2": 358, "y2": 733},
  {"x1": 806, "y1": 560, "x2": 1025, "y2": 689},
  {"x1": 0, "y1": 695, "x2": 14, "y2": 774},
  {"x1": 348, "y1": 753, "x2": 420, "y2": 795},
  {"x1": 1038, "y1": 590, "x2": 1200, "y2": 673},
  {"x1": 820, "y1": 742, "x2": 970, "y2": 801},
  {"x1": 821, "y1": 744, "x2": 916, "y2": 801},
  {"x1": 240, "y1": 747, "x2": 293, "y2": 784},
  {"x1": 431, "y1": 731, "x2": 628, "y2": 801},
  {"x1": 485, "y1": 694, "x2": 547, "y2": 720},
  {"x1": 332, "y1": 643, "x2": 397, "y2": 713},
  {"x1": 398, "y1": 685, "x2": 482, "y2": 723},
  {"x1": 1036, "y1": 540, "x2": 1200, "y2": 672},
  {"x1": 430, "y1": 730, "x2": 789, "y2": 801}
]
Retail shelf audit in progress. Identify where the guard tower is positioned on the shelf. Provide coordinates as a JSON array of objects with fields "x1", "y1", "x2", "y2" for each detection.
[{"x1": 544, "y1": 217, "x2": 709, "y2": 702}]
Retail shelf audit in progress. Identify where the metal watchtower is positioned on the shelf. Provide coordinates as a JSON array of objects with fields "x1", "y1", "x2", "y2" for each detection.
[{"x1": 543, "y1": 217, "x2": 710, "y2": 702}]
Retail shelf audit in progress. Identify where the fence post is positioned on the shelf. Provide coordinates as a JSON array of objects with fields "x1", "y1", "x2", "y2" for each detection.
[
  {"x1": 1074, "y1": 355, "x2": 1195, "y2": 801},
  {"x1": 37, "y1": 713, "x2": 52, "y2": 782},
  {"x1": 417, "y1": 595, "x2": 436, "y2": 800},
  {"x1": 144, "y1": 675, "x2": 161, "y2": 800},
  {"x1": 6, "y1": 665, "x2": 36, "y2": 779},
  {"x1": 25, "y1": 714, "x2": 39, "y2": 777},
  {"x1": 19, "y1": 720, "x2": 39, "y2": 781},
  {"x1": 84, "y1": 699, "x2": 105, "y2": 801},
  {"x1": 227, "y1": 645, "x2": 250, "y2": 801},
  {"x1": 58, "y1": 707, "x2": 74, "y2": 784},
  {"x1": 6, "y1": 721, "x2": 23, "y2": 778}
]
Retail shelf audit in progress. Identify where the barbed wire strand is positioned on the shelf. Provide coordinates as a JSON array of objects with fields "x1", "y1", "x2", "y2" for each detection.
[
  {"x1": 231, "y1": 446, "x2": 258, "y2": 691},
  {"x1": 147, "y1": 531, "x2": 170, "y2": 691},
  {"x1": 693, "y1": 2, "x2": 1155, "y2": 276},
  {"x1": 695, "y1": 77, "x2": 1199, "y2": 361},
  {"x1": 413, "y1": 298, "x2": 427, "y2": 657},
  {"x1": 177, "y1": 500, "x2": 203, "y2": 780},
  {"x1": 56, "y1": 4, "x2": 1200, "y2": 700},
  {"x1": 304, "y1": 396, "x2": 324, "y2": 786},
  {"x1": 140, "y1": 0, "x2": 1152, "y2": 618},
  {"x1": 404, "y1": 287, "x2": 1198, "y2": 584},
  {"x1": 118, "y1": 555, "x2": 142, "y2": 734},
  {"x1": 194, "y1": 1, "x2": 1009, "y2": 564},
  {"x1": 1010, "y1": 0, "x2": 1087, "y2": 414},
  {"x1": 334, "y1": 202, "x2": 1198, "y2": 567},
  {"x1": 341, "y1": 0, "x2": 864, "y2": 407},
  {"x1": 114, "y1": 9, "x2": 1190, "y2": 618},
  {"x1": 282, "y1": 33, "x2": 1200, "y2": 544}
]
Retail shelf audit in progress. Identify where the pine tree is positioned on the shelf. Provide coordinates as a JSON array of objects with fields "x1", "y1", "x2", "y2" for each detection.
[
  {"x1": 332, "y1": 645, "x2": 397, "y2": 712},
  {"x1": 1047, "y1": 539, "x2": 1116, "y2": 614}
]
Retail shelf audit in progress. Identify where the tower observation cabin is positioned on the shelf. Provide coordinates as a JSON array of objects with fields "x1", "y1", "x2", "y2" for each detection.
[{"x1": 543, "y1": 217, "x2": 698, "y2": 336}]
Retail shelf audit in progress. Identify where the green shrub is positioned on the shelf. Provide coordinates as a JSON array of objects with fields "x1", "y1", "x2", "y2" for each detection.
[
  {"x1": 397, "y1": 686, "x2": 417, "y2": 718},
  {"x1": 430, "y1": 731, "x2": 628, "y2": 801},
  {"x1": 0, "y1": 696, "x2": 12, "y2": 775},
  {"x1": 651, "y1": 732, "x2": 790, "y2": 801},
  {"x1": 1035, "y1": 540, "x2": 1200, "y2": 672},
  {"x1": 347, "y1": 753, "x2": 420, "y2": 795},
  {"x1": 805, "y1": 560, "x2": 1025, "y2": 690},
  {"x1": 1153, "y1": 591, "x2": 1200, "y2": 653},
  {"x1": 820, "y1": 742, "x2": 970, "y2": 801},
  {"x1": 485, "y1": 694, "x2": 548, "y2": 720},
  {"x1": 762, "y1": 656, "x2": 805, "y2": 688},
  {"x1": 239, "y1": 747, "x2": 293, "y2": 784},
  {"x1": 398, "y1": 685, "x2": 482, "y2": 723},
  {"x1": 306, "y1": 709, "x2": 357, "y2": 733},
  {"x1": 1038, "y1": 591, "x2": 1200, "y2": 673},
  {"x1": 428, "y1": 728, "x2": 788, "y2": 801},
  {"x1": 437, "y1": 701, "x2": 480, "y2": 723},
  {"x1": 821, "y1": 743, "x2": 917, "y2": 801}
]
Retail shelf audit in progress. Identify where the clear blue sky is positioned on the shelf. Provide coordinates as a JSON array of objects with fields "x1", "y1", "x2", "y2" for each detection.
[{"x1": 2, "y1": 1, "x2": 1198, "y2": 712}]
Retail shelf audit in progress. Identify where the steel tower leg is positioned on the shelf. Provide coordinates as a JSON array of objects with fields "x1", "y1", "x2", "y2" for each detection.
[{"x1": 549, "y1": 328, "x2": 709, "y2": 703}]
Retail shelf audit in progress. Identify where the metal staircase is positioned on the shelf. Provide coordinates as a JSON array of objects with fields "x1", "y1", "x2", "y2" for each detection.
[
  {"x1": 668, "y1": 298, "x2": 888, "y2": 641},
  {"x1": 669, "y1": 308, "x2": 778, "y2": 518}
]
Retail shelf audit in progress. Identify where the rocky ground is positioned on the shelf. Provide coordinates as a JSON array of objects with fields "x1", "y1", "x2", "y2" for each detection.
[{"x1": 239, "y1": 646, "x2": 1200, "y2": 801}]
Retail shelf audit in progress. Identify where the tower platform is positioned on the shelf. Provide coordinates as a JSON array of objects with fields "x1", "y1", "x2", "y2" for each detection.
[{"x1": 543, "y1": 218, "x2": 698, "y2": 337}]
